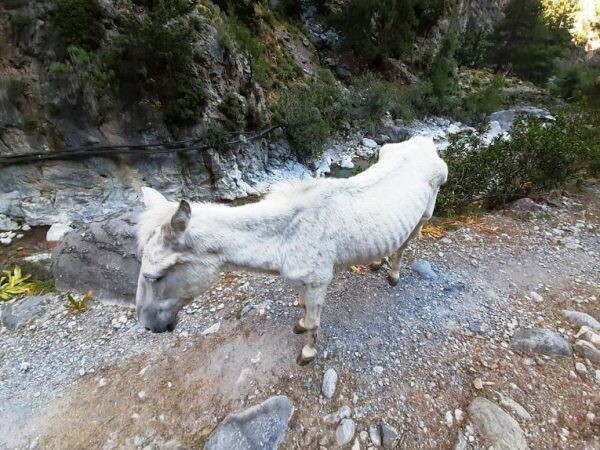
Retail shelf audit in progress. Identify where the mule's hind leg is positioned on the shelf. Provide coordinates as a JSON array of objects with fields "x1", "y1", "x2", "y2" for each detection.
[
  {"x1": 293, "y1": 286, "x2": 308, "y2": 334},
  {"x1": 297, "y1": 284, "x2": 327, "y2": 366},
  {"x1": 387, "y1": 222, "x2": 424, "y2": 286},
  {"x1": 369, "y1": 260, "x2": 384, "y2": 271}
]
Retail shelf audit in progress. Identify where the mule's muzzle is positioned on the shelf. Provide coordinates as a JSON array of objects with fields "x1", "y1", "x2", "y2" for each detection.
[{"x1": 145, "y1": 318, "x2": 177, "y2": 333}]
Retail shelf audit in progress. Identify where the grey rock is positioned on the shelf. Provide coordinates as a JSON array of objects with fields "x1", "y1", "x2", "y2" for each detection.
[
  {"x1": 411, "y1": 259, "x2": 438, "y2": 281},
  {"x1": 0, "y1": 214, "x2": 19, "y2": 231},
  {"x1": 368, "y1": 423, "x2": 382, "y2": 447},
  {"x1": 361, "y1": 138, "x2": 378, "y2": 149},
  {"x1": 1, "y1": 295, "x2": 47, "y2": 330},
  {"x1": 323, "y1": 405, "x2": 351, "y2": 425},
  {"x1": 508, "y1": 198, "x2": 544, "y2": 213},
  {"x1": 511, "y1": 328, "x2": 572, "y2": 357},
  {"x1": 574, "y1": 340, "x2": 600, "y2": 364},
  {"x1": 488, "y1": 106, "x2": 553, "y2": 133},
  {"x1": 336, "y1": 67, "x2": 352, "y2": 80},
  {"x1": 468, "y1": 397, "x2": 527, "y2": 450},
  {"x1": 380, "y1": 421, "x2": 399, "y2": 448},
  {"x1": 496, "y1": 393, "x2": 532, "y2": 421},
  {"x1": 204, "y1": 396, "x2": 294, "y2": 450},
  {"x1": 52, "y1": 212, "x2": 140, "y2": 303},
  {"x1": 321, "y1": 368, "x2": 338, "y2": 399},
  {"x1": 335, "y1": 419, "x2": 356, "y2": 446},
  {"x1": 46, "y1": 223, "x2": 73, "y2": 242},
  {"x1": 561, "y1": 310, "x2": 600, "y2": 332}
]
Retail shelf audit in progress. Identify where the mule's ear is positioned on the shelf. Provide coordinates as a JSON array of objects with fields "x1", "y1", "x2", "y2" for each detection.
[
  {"x1": 170, "y1": 200, "x2": 191, "y2": 236},
  {"x1": 141, "y1": 187, "x2": 168, "y2": 209}
]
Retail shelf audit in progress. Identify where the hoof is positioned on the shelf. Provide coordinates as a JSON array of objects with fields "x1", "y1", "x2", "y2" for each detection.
[
  {"x1": 387, "y1": 274, "x2": 399, "y2": 287},
  {"x1": 296, "y1": 352, "x2": 315, "y2": 366},
  {"x1": 293, "y1": 322, "x2": 308, "y2": 334},
  {"x1": 369, "y1": 262, "x2": 382, "y2": 272}
]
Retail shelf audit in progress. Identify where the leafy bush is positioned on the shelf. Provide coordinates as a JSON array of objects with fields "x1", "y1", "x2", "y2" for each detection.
[
  {"x1": 487, "y1": 0, "x2": 573, "y2": 85},
  {"x1": 0, "y1": 266, "x2": 38, "y2": 301},
  {"x1": 8, "y1": 10, "x2": 32, "y2": 40},
  {"x1": 54, "y1": 0, "x2": 104, "y2": 51},
  {"x1": 437, "y1": 111, "x2": 600, "y2": 214},
  {"x1": 104, "y1": 0, "x2": 207, "y2": 124},
  {"x1": 332, "y1": 0, "x2": 448, "y2": 60},
  {"x1": 66, "y1": 291, "x2": 93, "y2": 313},
  {"x1": 48, "y1": 61, "x2": 73, "y2": 75},
  {"x1": 218, "y1": 92, "x2": 247, "y2": 131},
  {"x1": 2, "y1": 78, "x2": 28, "y2": 106},
  {"x1": 459, "y1": 75, "x2": 506, "y2": 122},
  {"x1": 276, "y1": 79, "x2": 349, "y2": 159},
  {"x1": 549, "y1": 63, "x2": 600, "y2": 108}
]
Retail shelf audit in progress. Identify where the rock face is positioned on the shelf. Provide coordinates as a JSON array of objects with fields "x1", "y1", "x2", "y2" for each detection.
[
  {"x1": 468, "y1": 397, "x2": 527, "y2": 450},
  {"x1": 204, "y1": 396, "x2": 294, "y2": 450},
  {"x1": 511, "y1": 328, "x2": 573, "y2": 357},
  {"x1": 52, "y1": 212, "x2": 140, "y2": 303}
]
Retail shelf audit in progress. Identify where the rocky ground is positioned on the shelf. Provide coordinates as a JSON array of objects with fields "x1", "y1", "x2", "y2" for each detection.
[{"x1": 1, "y1": 184, "x2": 599, "y2": 450}]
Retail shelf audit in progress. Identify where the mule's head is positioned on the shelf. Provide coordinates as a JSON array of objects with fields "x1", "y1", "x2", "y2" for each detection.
[{"x1": 135, "y1": 187, "x2": 220, "y2": 332}]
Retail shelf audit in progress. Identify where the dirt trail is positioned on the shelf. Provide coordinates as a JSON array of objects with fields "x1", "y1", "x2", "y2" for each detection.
[{"x1": 1, "y1": 185, "x2": 599, "y2": 449}]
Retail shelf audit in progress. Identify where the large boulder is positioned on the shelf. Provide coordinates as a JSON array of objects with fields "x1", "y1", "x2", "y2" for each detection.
[{"x1": 52, "y1": 212, "x2": 140, "y2": 303}]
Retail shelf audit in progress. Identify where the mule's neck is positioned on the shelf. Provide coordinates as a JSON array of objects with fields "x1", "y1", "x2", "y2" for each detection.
[{"x1": 189, "y1": 199, "x2": 290, "y2": 273}]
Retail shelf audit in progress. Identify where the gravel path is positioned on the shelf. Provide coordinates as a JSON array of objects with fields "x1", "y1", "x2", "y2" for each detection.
[{"x1": 1, "y1": 185, "x2": 599, "y2": 449}]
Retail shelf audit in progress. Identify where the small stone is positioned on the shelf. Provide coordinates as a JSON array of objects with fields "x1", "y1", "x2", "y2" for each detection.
[
  {"x1": 454, "y1": 409, "x2": 464, "y2": 424},
  {"x1": 473, "y1": 378, "x2": 484, "y2": 390},
  {"x1": 19, "y1": 361, "x2": 31, "y2": 372},
  {"x1": 46, "y1": 223, "x2": 73, "y2": 242},
  {"x1": 574, "y1": 340, "x2": 600, "y2": 364},
  {"x1": 359, "y1": 431, "x2": 368, "y2": 442},
  {"x1": 468, "y1": 397, "x2": 527, "y2": 450},
  {"x1": 576, "y1": 326, "x2": 600, "y2": 346},
  {"x1": 496, "y1": 393, "x2": 532, "y2": 421},
  {"x1": 138, "y1": 390, "x2": 147, "y2": 400},
  {"x1": 575, "y1": 362, "x2": 587, "y2": 374},
  {"x1": 562, "y1": 310, "x2": 600, "y2": 331},
  {"x1": 373, "y1": 365, "x2": 384, "y2": 374},
  {"x1": 587, "y1": 412, "x2": 596, "y2": 423},
  {"x1": 362, "y1": 138, "x2": 378, "y2": 149},
  {"x1": 323, "y1": 405, "x2": 351, "y2": 424},
  {"x1": 380, "y1": 420, "x2": 399, "y2": 448},
  {"x1": 21, "y1": 224, "x2": 31, "y2": 231},
  {"x1": 336, "y1": 419, "x2": 356, "y2": 446},
  {"x1": 98, "y1": 377, "x2": 108, "y2": 387},
  {"x1": 530, "y1": 292, "x2": 544, "y2": 303},
  {"x1": 79, "y1": 368, "x2": 86, "y2": 376},
  {"x1": 445, "y1": 410, "x2": 453, "y2": 427},
  {"x1": 201, "y1": 322, "x2": 221, "y2": 336},
  {"x1": 322, "y1": 368, "x2": 338, "y2": 399},
  {"x1": 352, "y1": 437, "x2": 361, "y2": 450},
  {"x1": 411, "y1": 259, "x2": 438, "y2": 281},
  {"x1": 511, "y1": 328, "x2": 572, "y2": 356},
  {"x1": 368, "y1": 423, "x2": 382, "y2": 447}
]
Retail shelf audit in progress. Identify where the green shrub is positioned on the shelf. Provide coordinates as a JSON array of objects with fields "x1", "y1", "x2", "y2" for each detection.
[
  {"x1": 276, "y1": 79, "x2": 349, "y2": 159},
  {"x1": 2, "y1": 78, "x2": 28, "y2": 106},
  {"x1": 437, "y1": 111, "x2": 600, "y2": 214},
  {"x1": 459, "y1": 75, "x2": 506, "y2": 122},
  {"x1": 54, "y1": 0, "x2": 104, "y2": 51},
  {"x1": 8, "y1": 10, "x2": 32, "y2": 40},
  {"x1": 549, "y1": 63, "x2": 600, "y2": 108},
  {"x1": 105, "y1": 0, "x2": 206, "y2": 124},
  {"x1": 48, "y1": 61, "x2": 73, "y2": 75},
  {"x1": 332, "y1": 0, "x2": 448, "y2": 60},
  {"x1": 218, "y1": 92, "x2": 247, "y2": 131}
]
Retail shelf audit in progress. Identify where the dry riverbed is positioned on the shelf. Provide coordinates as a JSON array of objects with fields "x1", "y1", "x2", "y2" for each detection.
[{"x1": 1, "y1": 185, "x2": 599, "y2": 450}]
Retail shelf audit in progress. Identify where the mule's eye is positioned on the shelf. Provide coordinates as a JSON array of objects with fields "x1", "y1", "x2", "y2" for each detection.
[{"x1": 144, "y1": 273, "x2": 163, "y2": 282}]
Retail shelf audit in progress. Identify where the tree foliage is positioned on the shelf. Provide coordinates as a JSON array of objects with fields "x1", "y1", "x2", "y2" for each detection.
[
  {"x1": 487, "y1": 0, "x2": 574, "y2": 84},
  {"x1": 332, "y1": 0, "x2": 447, "y2": 59}
]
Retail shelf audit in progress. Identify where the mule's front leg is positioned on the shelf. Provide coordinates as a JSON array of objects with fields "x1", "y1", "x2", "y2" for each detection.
[
  {"x1": 293, "y1": 287, "x2": 308, "y2": 334},
  {"x1": 297, "y1": 285, "x2": 327, "y2": 366}
]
